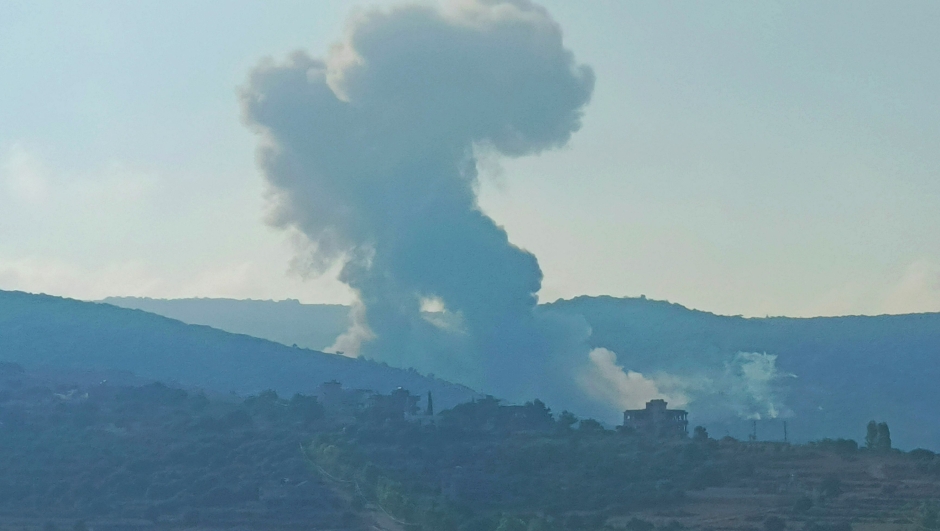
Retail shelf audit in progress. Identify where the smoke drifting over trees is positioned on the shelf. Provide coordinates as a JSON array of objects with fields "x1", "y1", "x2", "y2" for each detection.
[
  {"x1": 240, "y1": 0, "x2": 811, "y2": 425},
  {"x1": 241, "y1": 0, "x2": 599, "y2": 410}
]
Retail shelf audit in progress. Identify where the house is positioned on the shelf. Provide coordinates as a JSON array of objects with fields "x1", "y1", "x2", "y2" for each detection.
[
  {"x1": 623, "y1": 399, "x2": 688, "y2": 438},
  {"x1": 315, "y1": 380, "x2": 371, "y2": 415},
  {"x1": 366, "y1": 387, "x2": 420, "y2": 421}
]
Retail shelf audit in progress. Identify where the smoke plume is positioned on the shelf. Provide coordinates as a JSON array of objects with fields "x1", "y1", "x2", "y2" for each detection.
[
  {"x1": 655, "y1": 351, "x2": 795, "y2": 422},
  {"x1": 716, "y1": 352, "x2": 795, "y2": 421},
  {"x1": 241, "y1": 0, "x2": 596, "y2": 405},
  {"x1": 578, "y1": 348, "x2": 687, "y2": 411}
]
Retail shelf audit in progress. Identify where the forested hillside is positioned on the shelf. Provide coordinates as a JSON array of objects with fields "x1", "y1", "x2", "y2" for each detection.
[
  {"x1": 104, "y1": 297, "x2": 349, "y2": 352},
  {"x1": 0, "y1": 290, "x2": 476, "y2": 409},
  {"x1": 4, "y1": 362, "x2": 940, "y2": 531},
  {"x1": 0, "y1": 362, "x2": 348, "y2": 529},
  {"x1": 546, "y1": 296, "x2": 940, "y2": 449},
  {"x1": 102, "y1": 295, "x2": 940, "y2": 448}
]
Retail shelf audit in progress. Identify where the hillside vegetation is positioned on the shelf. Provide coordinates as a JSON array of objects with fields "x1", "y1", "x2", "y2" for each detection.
[
  {"x1": 3, "y1": 362, "x2": 939, "y2": 531},
  {"x1": 546, "y1": 296, "x2": 940, "y2": 449},
  {"x1": 0, "y1": 290, "x2": 476, "y2": 410},
  {"x1": 103, "y1": 297, "x2": 349, "y2": 352},
  {"x1": 100, "y1": 295, "x2": 940, "y2": 449}
]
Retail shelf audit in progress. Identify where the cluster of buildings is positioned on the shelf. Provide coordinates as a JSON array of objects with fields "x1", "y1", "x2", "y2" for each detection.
[
  {"x1": 316, "y1": 380, "x2": 429, "y2": 421},
  {"x1": 315, "y1": 380, "x2": 691, "y2": 438}
]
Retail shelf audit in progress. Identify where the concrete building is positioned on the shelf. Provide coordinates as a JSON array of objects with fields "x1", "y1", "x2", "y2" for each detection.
[{"x1": 623, "y1": 399, "x2": 689, "y2": 438}]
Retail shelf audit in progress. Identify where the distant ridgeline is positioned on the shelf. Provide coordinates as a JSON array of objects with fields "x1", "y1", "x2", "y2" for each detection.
[
  {"x1": 0, "y1": 290, "x2": 477, "y2": 410},
  {"x1": 103, "y1": 296, "x2": 350, "y2": 352},
  {"x1": 104, "y1": 295, "x2": 940, "y2": 449}
]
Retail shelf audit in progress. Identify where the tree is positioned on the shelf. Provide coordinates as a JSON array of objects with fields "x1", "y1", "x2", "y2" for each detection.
[
  {"x1": 693, "y1": 425, "x2": 709, "y2": 442},
  {"x1": 866, "y1": 420, "x2": 891, "y2": 452},
  {"x1": 578, "y1": 418, "x2": 605, "y2": 433},
  {"x1": 877, "y1": 422, "x2": 891, "y2": 451},
  {"x1": 556, "y1": 410, "x2": 577, "y2": 432},
  {"x1": 865, "y1": 421, "x2": 878, "y2": 449},
  {"x1": 819, "y1": 476, "x2": 843, "y2": 500},
  {"x1": 763, "y1": 516, "x2": 786, "y2": 531},
  {"x1": 426, "y1": 391, "x2": 434, "y2": 416},
  {"x1": 911, "y1": 448, "x2": 937, "y2": 460}
]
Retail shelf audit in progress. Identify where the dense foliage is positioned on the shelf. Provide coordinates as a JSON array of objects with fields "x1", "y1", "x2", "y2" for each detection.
[
  {"x1": 4, "y1": 362, "x2": 940, "y2": 531},
  {"x1": 0, "y1": 289, "x2": 477, "y2": 409},
  {"x1": 93, "y1": 293, "x2": 940, "y2": 449},
  {"x1": 0, "y1": 364, "x2": 355, "y2": 528},
  {"x1": 547, "y1": 296, "x2": 940, "y2": 449}
]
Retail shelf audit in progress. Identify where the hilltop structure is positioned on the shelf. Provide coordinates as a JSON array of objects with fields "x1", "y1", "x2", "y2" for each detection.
[
  {"x1": 623, "y1": 399, "x2": 689, "y2": 438},
  {"x1": 316, "y1": 381, "x2": 428, "y2": 422}
]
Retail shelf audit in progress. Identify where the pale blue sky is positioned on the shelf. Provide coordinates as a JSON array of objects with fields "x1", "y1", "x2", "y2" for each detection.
[{"x1": 1, "y1": 0, "x2": 938, "y2": 317}]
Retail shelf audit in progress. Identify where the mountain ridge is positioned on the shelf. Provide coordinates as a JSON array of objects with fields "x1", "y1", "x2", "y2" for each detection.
[
  {"x1": 0, "y1": 289, "x2": 478, "y2": 409},
  {"x1": 105, "y1": 294, "x2": 940, "y2": 448}
]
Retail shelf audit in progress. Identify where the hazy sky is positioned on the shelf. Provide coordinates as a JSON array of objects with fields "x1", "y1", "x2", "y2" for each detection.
[{"x1": 1, "y1": 0, "x2": 938, "y2": 317}]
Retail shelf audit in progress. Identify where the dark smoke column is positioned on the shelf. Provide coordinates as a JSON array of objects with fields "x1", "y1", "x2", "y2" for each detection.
[{"x1": 241, "y1": 0, "x2": 594, "y2": 399}]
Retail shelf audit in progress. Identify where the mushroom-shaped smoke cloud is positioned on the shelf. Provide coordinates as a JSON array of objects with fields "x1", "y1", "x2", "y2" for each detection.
[{"x1": 241, "y1": 0, "x2": 599, "y2": 409}]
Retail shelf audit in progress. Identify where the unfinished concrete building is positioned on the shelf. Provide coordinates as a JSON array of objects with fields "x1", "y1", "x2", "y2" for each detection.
[{"x1": 623, "y1": 399, "x2": 689, "y2": 438}]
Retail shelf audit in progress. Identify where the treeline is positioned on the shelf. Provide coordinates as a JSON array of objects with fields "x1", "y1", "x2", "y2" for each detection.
[
  {"x1": 306, "y1": 397, "x2": 751, "y2": 531},
  {"x1": 305, "y1": 396, "x2": 940, "y2": 531},
  {"x1": 0, "y1": 368, "x2": 355, "y2": 528},
  {"x1": 4, "y1": 363, "x2": 940, "y2": 531}
]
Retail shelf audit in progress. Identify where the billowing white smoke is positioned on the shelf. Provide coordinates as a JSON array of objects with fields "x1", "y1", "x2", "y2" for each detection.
[
  {"x1": 716, "y1": 352, "x2": 795, "y2": 420},
  {"x1": 585, "y1": 349, "x2": 795, "y2": 422},
  {"x1": 579, "y1": 348, "x2": 687, "y2": 413}
]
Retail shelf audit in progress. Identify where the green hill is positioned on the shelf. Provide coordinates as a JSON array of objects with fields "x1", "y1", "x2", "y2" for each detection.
[
  {"x1": 83, "y1": 294, "x2": 940, "y2": 449},
  {"x1": 103, "y1": 296, "x2": 349, "y2": 352},
  {"x1": 546, "y1": 296, "x2": 940, "y2": 449},
  {"x1": 0, "y1": 290, "x2": 476, "y2": 408}
]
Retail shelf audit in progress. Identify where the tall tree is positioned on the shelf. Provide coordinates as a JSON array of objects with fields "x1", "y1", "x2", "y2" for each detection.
[
  {"x1": 865, "y1": 420, "x2": 892, "y2": 452},
  {"x1": 877, "y1": 422, "x2": 892, "y2": 451},
  {"x1": 693, "y1": 426, "x2": 709, "y2": 442},
  {"x1": 866, "y1": 420, "x2": 879, "y2": 449}
]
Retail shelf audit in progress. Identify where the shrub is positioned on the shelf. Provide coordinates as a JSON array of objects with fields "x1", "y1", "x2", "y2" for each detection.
[
  {"x1": 793, "y1": 496, "x2": 813, "y2": 513},
  {"x1": 819, "y1": 477, "x2": 843, "y2": 500},
  {"x1": 626, "y1": 517, "x2": 655, "y2": 531},
  {"x1": 911, "y1": 449, "x2": 936, "y2": 461},
  {"x1": 578, "y1": 419, "x2": 605, "y2": 433},
  {"x1": 920, "y1": 501, "x2": 940, "y2": 530},
  {"x1": 764, "y1": 515, "x2": 786, "y2": 531}
]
